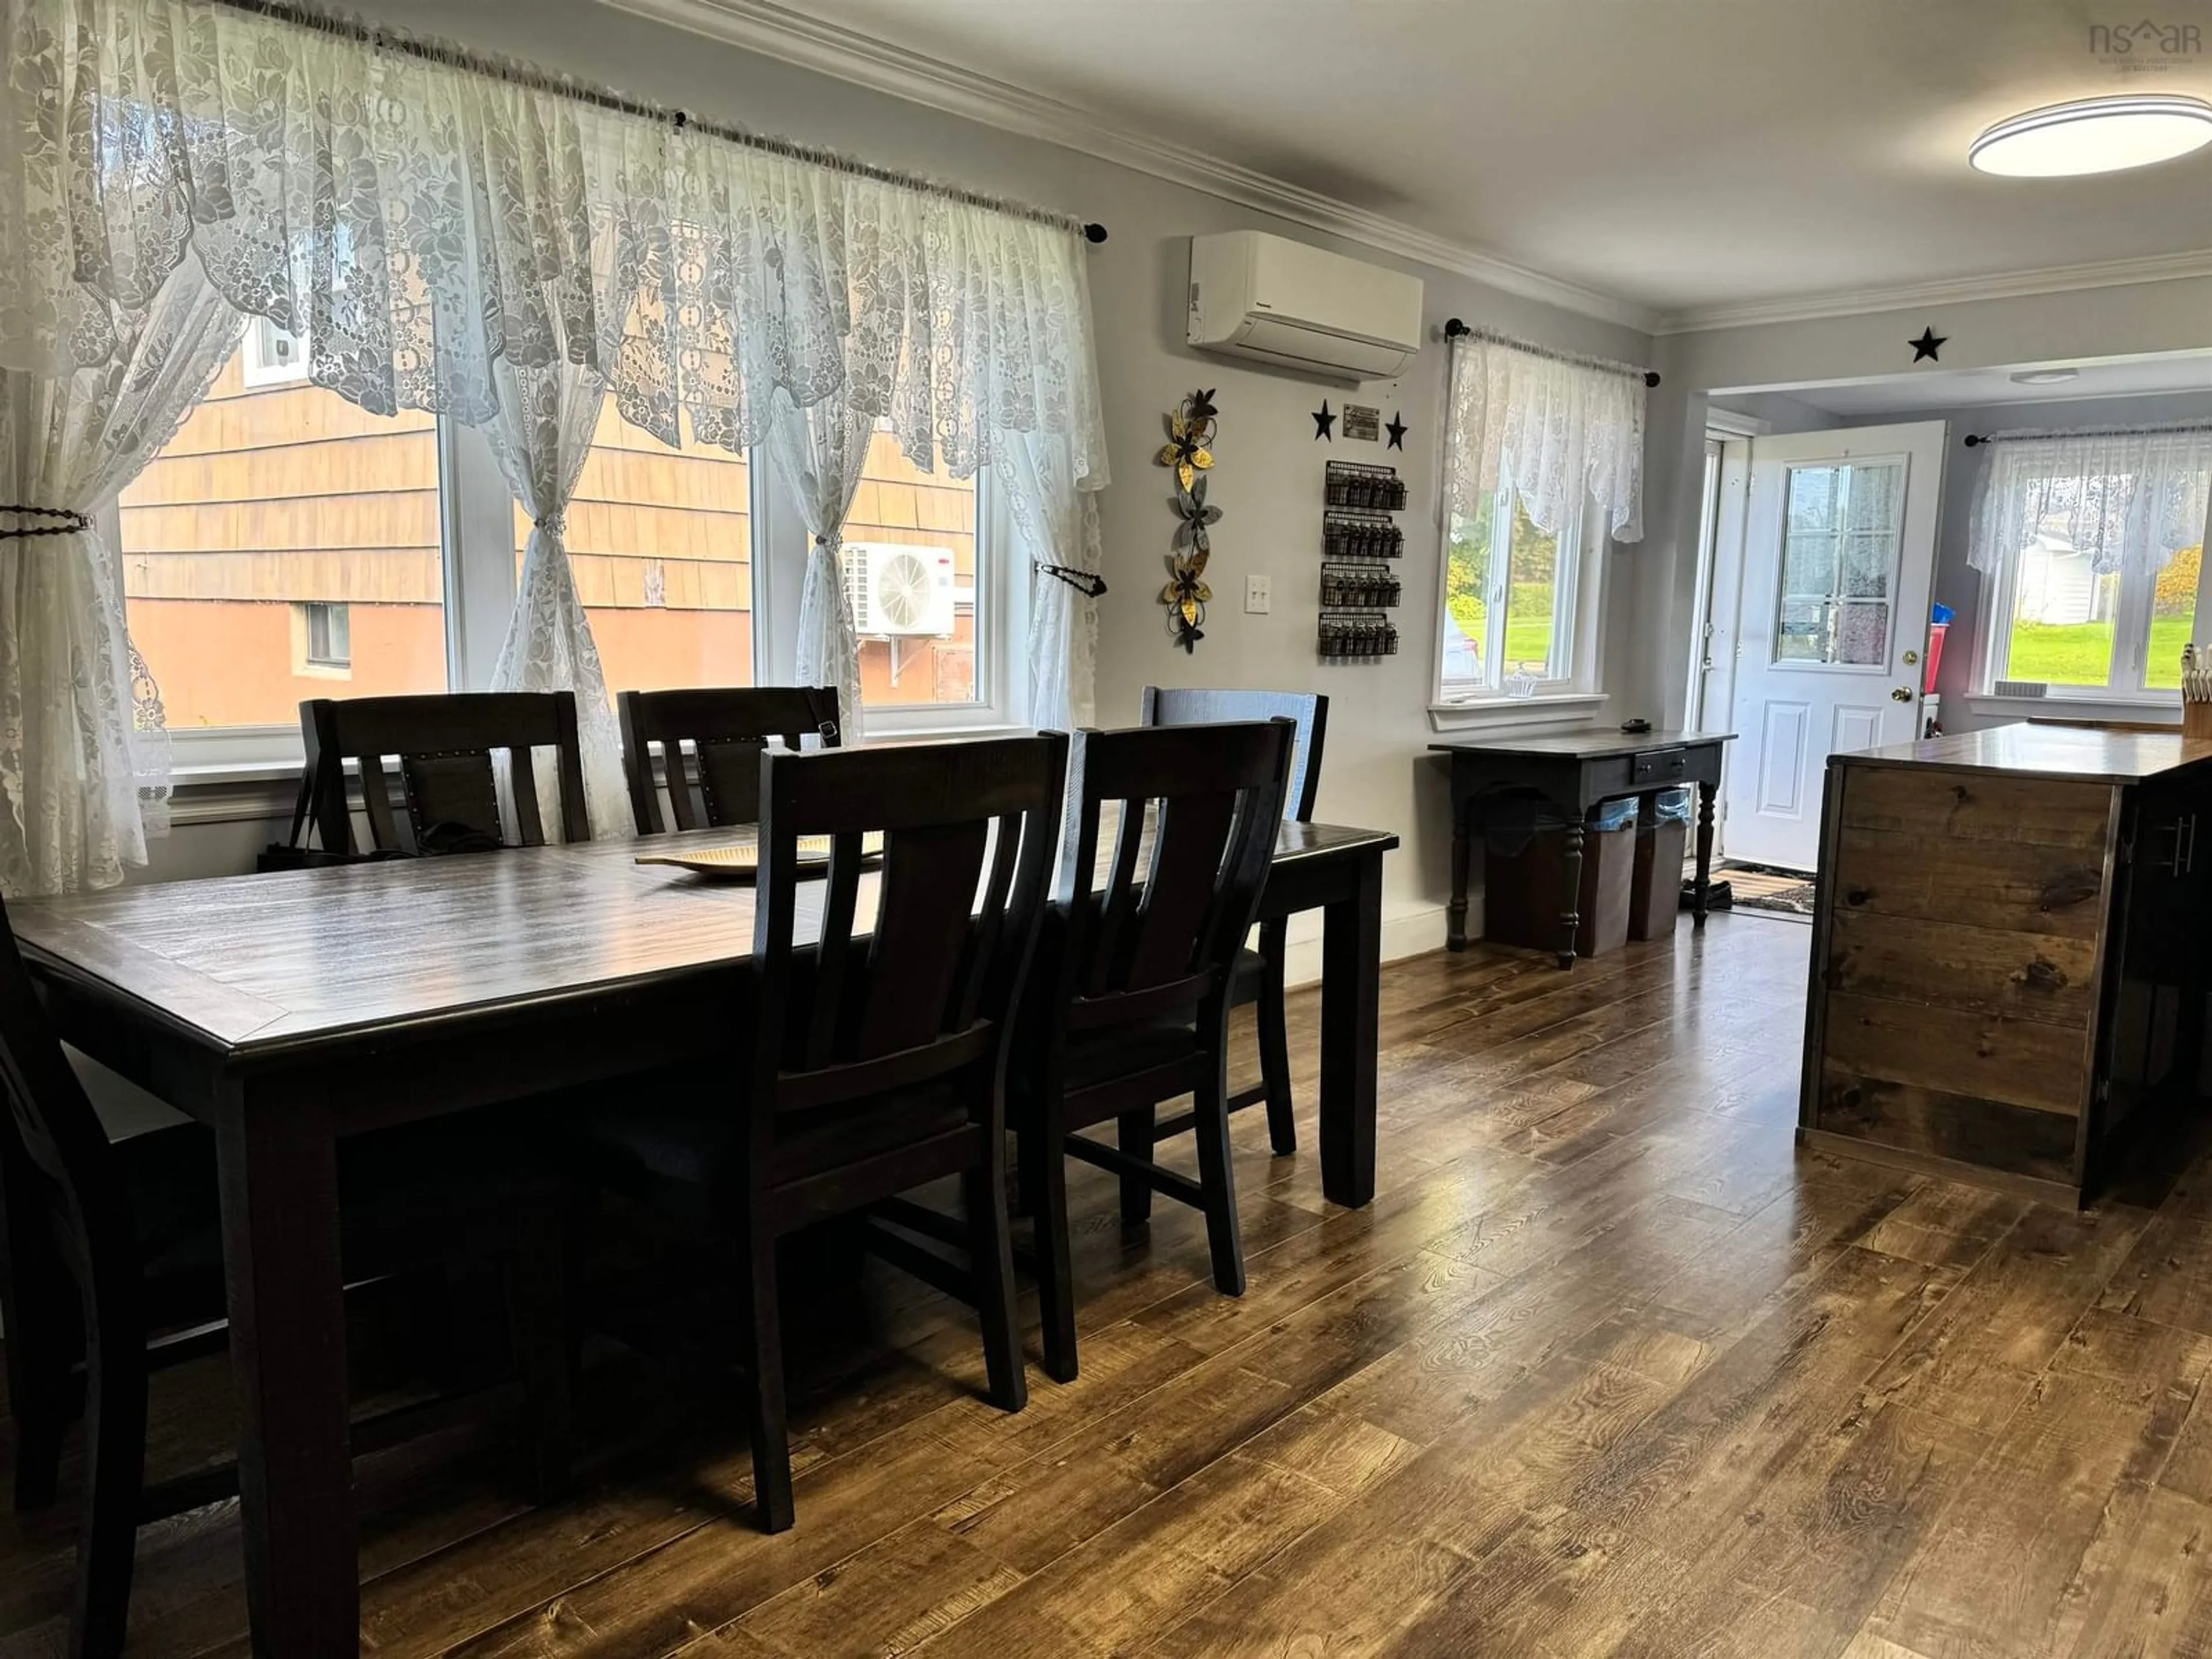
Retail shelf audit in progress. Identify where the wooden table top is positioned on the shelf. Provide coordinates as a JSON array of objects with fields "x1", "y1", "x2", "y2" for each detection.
[
  {"x1": 1839, "y1": 722, "x2": 2212, "y2": 784},
  {"x1": 13, "y1": 821, "x2": 1396, "y2": 1060},
  {"x1": 1428, "y1": 728, "x2": 1735, "y2": 760}
]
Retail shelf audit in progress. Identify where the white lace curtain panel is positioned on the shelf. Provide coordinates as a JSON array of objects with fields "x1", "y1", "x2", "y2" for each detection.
[
  {"x1": 1966, "y1": 423, "x2": 2212, "y2": 581},
  {"x1": 1441, "y1": 329, "x2": 1646, "y2": 544},
  {"x1": 0, "y1": 0, "x2": 1108, "y2": 887}
]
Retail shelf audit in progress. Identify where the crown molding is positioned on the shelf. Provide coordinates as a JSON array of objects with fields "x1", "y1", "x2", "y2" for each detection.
[
  {"x1": 597, "y1": 0, "x2": 1661, "y2": 333},
  {"x1": 1654, "y1": 248, "x2": 2212, "y2": 335}
]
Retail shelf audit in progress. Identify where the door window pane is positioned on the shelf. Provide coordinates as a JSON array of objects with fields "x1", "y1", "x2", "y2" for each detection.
[
  {"x1": 519, "y1": 406, "x2": 753, "y2": 696},
  {"x1": 843, "y1": 423, "x2": 979, "y2": 709},
  {"x1": 120, "y1": 342, "x2": 445, "y2": 728},
  {"x1": 1774, "y1": 460, "x2": 1902, "y2": 665}
]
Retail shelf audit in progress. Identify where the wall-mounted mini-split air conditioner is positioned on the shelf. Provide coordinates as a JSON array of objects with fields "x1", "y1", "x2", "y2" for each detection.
[{"x1": 1186, "y1": 230, "x2": 1425, "y2": 384}]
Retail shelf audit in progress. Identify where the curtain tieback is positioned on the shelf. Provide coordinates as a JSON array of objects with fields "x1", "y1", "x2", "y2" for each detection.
[
  {"x1": 1038, "y1": 561, "x2": 1107, "y2": 599},
  {"x1": 533, "y1": 510, "x2": 568, "y2": 536},
  {"x1": 0, "y1": 505, "x2": 90, "y2": 540}
]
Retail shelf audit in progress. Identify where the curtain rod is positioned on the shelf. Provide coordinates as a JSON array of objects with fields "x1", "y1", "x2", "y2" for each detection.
[
  {"x1": 1442, "y1": 319, "x2": 1660, "y2": 388},
  {"x1": 1963, "y1": 418, "x2": 2212, "y2": 448},
  {"x1": 205, "y1": 0, "x2": 1107, "y2": 244}
]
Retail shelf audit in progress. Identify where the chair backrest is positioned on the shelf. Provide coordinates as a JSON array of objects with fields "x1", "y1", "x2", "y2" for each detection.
[
  {"x1": 300, "y1": 692, "x2": 590, "y2": 855},
  {"x1": 618, "y1": 687, "x2": 842, "y2": 834},
  {"x1": 1140, "y1": 687, "x2": 1327, "y2": 822},
  {"x1": 0, "y1": 893, "x2": 132, "y2": 1308},
  {"x1": 1053, "y1": 721, "x2": 1293, "y2": 1035},
  {"x1": 749, "y1": 734, "x2": 1069, "y2": 1119}
]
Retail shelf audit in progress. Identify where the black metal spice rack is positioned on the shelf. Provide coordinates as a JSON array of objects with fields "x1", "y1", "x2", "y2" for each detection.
[{"x1": 1320, "y1": 461, "x2": 1403, "y2": 660}]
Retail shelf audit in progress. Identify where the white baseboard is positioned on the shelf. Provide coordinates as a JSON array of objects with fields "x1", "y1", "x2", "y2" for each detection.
[{"x1": 1278, "y1": 902, "x2": 1450, "y2": 990}]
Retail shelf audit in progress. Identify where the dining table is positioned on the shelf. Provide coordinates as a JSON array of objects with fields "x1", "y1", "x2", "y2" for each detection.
[{"x1": 11, "y1": 815, "x2": 1396, "y2": 1657}]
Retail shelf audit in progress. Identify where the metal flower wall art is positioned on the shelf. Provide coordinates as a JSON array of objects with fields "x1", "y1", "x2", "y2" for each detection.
[{"x1": 1157, "y1": 389, "x2": 1221, "y2": 652}]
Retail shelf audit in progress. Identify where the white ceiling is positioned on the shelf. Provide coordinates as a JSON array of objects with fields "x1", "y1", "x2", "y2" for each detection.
[
  {"x1": 654, "y1": 0, "x2": 2212, "y2": 328},
  {"x1": 1728, "y1": 351, "x2": 2212, "y2": 415}
]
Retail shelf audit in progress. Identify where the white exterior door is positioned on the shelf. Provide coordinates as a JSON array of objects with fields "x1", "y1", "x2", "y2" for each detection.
[{"x1": 1724, "y1": 421, "x2": 1946, "y2": 870}]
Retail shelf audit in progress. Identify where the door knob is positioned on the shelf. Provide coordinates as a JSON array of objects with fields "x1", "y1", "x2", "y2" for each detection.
[{"x1": 1891, "y1": 686, "x2": 1914, "y2": 702}]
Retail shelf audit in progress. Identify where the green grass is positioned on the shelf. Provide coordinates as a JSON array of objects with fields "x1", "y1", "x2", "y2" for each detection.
[
  {"x1": 1444, "y1": 599, "x2": 1558, "y2": 679},
  {"x1": 2005, "y1": 614, "x2": 2194, "y2": 690}
]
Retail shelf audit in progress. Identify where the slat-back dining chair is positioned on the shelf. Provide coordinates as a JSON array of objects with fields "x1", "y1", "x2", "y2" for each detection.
[
  {"x1": 574, "y1": 733, "x2": 1067, "y2": 1532},
  {"x1": 1139, "y1": 688, "x2": 1327, "y2": 1154},
  {"x1": 616, "y1": 686, "x2": 842, "y2": 834},
  {"x1": 1018, "y1": 719, "x2": 1293, "y2": 1383},
  {"x1": 299, "y1": 692, "x2": 590, "y2": 855},
  {"x1": 0, "y1": 894, "x2": 572, "y2": 1659}
]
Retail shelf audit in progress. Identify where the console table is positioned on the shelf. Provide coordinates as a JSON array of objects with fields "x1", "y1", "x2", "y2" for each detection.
[{"x1": 1431, "y1": 729, "x2": 1735, "y2": 967}]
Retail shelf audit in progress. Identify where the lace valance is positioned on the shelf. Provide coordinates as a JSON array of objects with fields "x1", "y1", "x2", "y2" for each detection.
[
  {"x1": 1966, "y1": 422, "x2": 2212, "y2": 581},
  {"x1": 1441, "y1": 328, "x2": 1646, "y2": 543},
  {"x1": 0, "y1": 0, "x2": 1109, "y2": 488}
]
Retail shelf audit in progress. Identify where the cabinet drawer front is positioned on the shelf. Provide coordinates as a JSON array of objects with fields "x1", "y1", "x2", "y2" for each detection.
[{"x1": 1632, "y1": 747, "x2": 1688, "y2": 785}]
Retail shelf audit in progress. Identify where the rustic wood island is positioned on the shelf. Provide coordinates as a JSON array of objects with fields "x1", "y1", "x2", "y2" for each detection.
[{"x1": 1803, "y1": 724, "x2": 2212, "y2": 1206}]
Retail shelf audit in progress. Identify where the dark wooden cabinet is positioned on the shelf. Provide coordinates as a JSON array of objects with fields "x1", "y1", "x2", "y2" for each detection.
[{"x1": 1802, "y1": 725, "x2": 2212, "y2": 1206}]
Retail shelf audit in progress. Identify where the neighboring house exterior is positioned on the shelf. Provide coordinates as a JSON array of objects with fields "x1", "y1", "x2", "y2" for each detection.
[
  {"x1": 120, "y1": 335, "x2": 976, "y2": 732},
  {"x1": 2013, "y1": 528, "x2": 2111, "y2": 627}
]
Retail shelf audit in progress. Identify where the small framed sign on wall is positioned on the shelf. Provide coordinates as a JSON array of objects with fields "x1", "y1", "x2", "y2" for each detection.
[{"x1": 1342, "y1": 403, "x2": 1381, "y2": 442}]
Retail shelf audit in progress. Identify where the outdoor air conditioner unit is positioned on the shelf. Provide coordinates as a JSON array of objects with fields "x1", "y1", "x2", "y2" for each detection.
[
  {"x1": 842, "y1": 542, "x2": 957, "y2": 638},
  {"x1": 1186, "y1": 230, "x2": 1425, "y2": 384}
]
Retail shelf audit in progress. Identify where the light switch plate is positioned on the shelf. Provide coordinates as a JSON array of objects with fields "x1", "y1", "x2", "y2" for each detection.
[{"x1": 1244, "y1": 574, "x2": 1272, "y2": 615}]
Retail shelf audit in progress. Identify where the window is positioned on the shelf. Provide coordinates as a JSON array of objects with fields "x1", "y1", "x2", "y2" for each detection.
[
  {"x1": 1438, "y1": 478, "x2": 1593, "y2": 700},
  {"x1": 1773, "y1": 459, "x2": 1903, "y2": 667},
  {"x1": 1980, "y1": 463, "x2": 2209, "y2": 700},
  {"x1": 119, "y1": 343, "x2": 446, "y2": 732},
  {"x1": 299, "y1": 601, "x2": 350, "y2": 669},
  {"x1": 512, "y1": 404, "x2": 755, "y2": 696},
  {"x1": 118, "y1": 354, "x2": 1021, "y2": 764}
]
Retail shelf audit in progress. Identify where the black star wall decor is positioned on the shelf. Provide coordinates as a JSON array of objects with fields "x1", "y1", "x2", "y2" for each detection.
[
  {"x1": 1385, "y1": 411, "x2": 1408, "y2": 451},
  {"x1": 1312, "y1": 400, "x2": 1335, "y2": 441},
  {"x1": 1909, "y1": 327, "x2": 1947, "y2": 363}
]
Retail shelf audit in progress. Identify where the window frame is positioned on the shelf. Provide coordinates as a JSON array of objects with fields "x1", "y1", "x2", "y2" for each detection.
[
  {"x1": 121, "y1": 387, "x2": 1030, "y2": 781},
  {"x1": 1431, "y1": 480, "x2": 1605, "y2": 707}
]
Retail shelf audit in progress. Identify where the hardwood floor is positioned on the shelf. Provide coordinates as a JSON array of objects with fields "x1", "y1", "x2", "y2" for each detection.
[{"x1": 8, "y1": 912, "x2": 2212, "y2": 1656}]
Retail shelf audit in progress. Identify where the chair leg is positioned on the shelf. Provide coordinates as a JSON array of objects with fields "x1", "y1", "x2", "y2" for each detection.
[
  {"x1": 1192, "y1": 1058, "x2": 1247, "y2": 1298},
  {"x1": 963, "y1": 1160, "x2": 1027, "y2": 1414},
  {"x1": 1031, "y1": 1114, "x2": 1080, "y2": 1385},
  {"x1": 1116, "y1": 1107, "x2": 1155, "y2": 1224},
  {"x1": 741, "y1": 1230, "x2": 795, "y2": 1533},
  {"x1": 1256, "y1": 919, "x2": 1298, "y2": 1156},
  {"x1": 5, "y1": 1260, "x2": 73, "y2": 1513},
  {"x1": 501, "y1": 1222, "x2": 573, "y2": 1505},
  {"x1": 72, "y1": 1283, "x2": 147, "y2": 1659}
]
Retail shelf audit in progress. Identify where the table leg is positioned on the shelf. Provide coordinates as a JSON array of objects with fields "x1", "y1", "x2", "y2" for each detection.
[
  {"x1": 1319, "y1": 847, "x2": 1382, "y2": 1207},
  {"x1": 1556, "y1": 817, "x2": 1585, "y2": 970},
  {"x1": 217, "y1": 1085, "x2": 358, "y2": 1658},
  {"x1": 1693, "y1": 780, "x2": 1717, "y2": 927},
  {"x1": 1446, "y1": 789, "x2": 1471, "y2": 952}
]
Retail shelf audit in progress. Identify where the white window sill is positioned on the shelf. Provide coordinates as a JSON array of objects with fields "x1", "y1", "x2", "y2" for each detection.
[
  {"x1": 1427, "y1": 692, "x2": 1610, "y2": 734},
  {"x1": 1964, "y1": 692, "x2": 2180, "y2": 725}
]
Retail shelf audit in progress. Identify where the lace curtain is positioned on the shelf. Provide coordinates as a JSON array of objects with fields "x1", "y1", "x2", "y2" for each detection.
[
  {"x1": 1005, "y1": 428, "x2": 1104, "y2": 730},
  {"x1": 1442, "y1": 330, "x2": 1646, "y2": 543},
  {"x1": 1967, "y1": 423, "x2": 2212, "y2": 581},
  {"x1": 0, "y1": 253, "x2": 240, "y2": 896},
  {"x1": 0, "y1": 0, "x2": 1108, "y2": 887},
  {"x1": 770, "y1": 394, "x2": 875, "y2": 743}
]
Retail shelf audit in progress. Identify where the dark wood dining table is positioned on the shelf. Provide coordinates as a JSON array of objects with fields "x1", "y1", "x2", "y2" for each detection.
[{"x1": 10, "y1": 816, "x2": 1396, "y2": 1657}]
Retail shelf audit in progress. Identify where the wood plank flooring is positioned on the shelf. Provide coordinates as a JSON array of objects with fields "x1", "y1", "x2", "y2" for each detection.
[{"x1": 8, "y1": 913, "x2": 2212, "y2": 1656}]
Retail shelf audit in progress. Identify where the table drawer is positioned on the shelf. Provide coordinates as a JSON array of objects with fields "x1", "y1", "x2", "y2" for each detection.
[{"x1": 1631, "y1": 747, "x2": 1689, "y2": 785}]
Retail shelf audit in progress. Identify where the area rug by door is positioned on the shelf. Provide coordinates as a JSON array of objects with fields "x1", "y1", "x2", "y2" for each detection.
[{"x1": 1713, "y1": 861, "x2": 1817, "y2": 919}]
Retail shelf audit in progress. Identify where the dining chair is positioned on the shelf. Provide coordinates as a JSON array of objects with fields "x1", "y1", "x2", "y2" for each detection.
[
  {"x1": 573, "y1": 733, "x2": 1067, "y2": 1532},
  {"x1": 0, "y1": 897, "x2": 573, "y2": 1659},
  {"x1": 616, "y1": 686, "x2": 842, "y2": 834},
  {"x1": 1018, "y1": 718, "x2": 1294, "y2": 1383},
  {"x1": 1139, "y1": 688, "x2": 1327, "y2": 1154},
  {"x1": 297, "y1": 691, "x2": 590, "y2": 855}
]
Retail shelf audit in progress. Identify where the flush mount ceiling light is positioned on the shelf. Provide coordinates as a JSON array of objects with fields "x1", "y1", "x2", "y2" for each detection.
[
  {"x1": 2012, "y1": 368, "x2": 2082, "y2": 385},
  {"x1": 1970, "y1": 94, "x2": 2212, "y2": 176}
]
